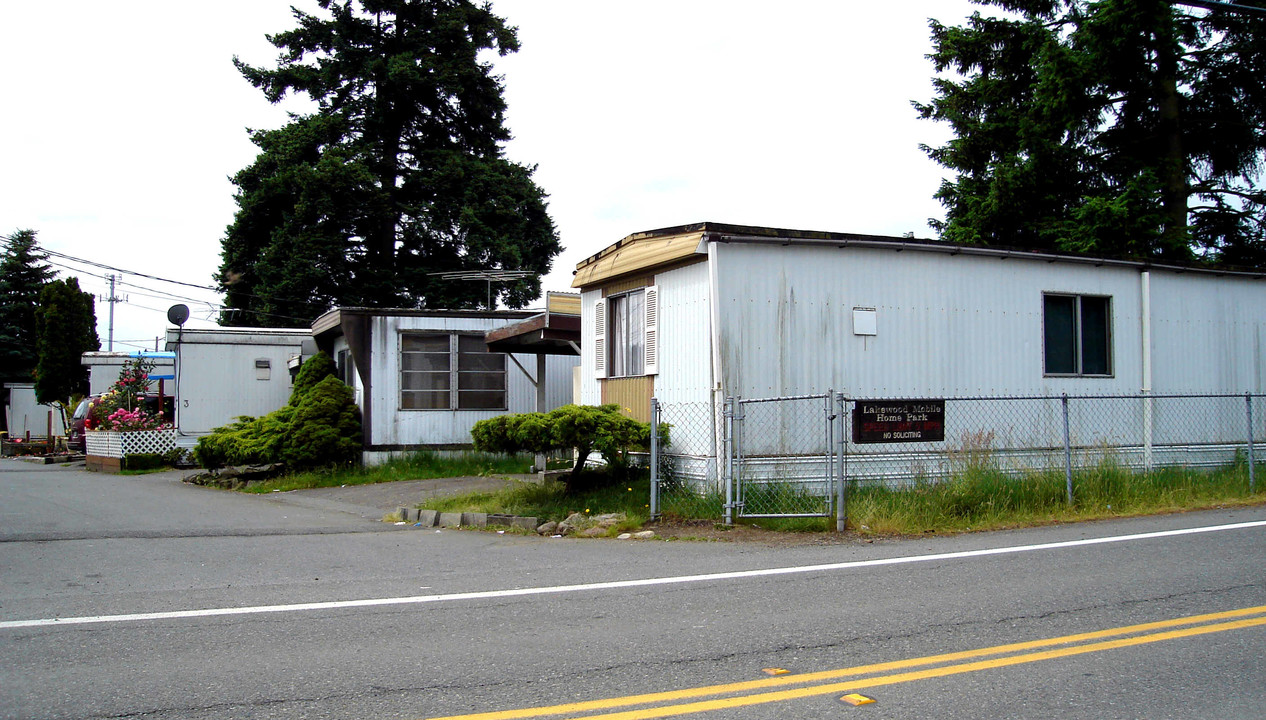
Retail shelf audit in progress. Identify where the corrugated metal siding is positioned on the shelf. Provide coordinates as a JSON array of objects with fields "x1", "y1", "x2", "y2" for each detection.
[
  {"x1": 712, "y1": 242, "x2": 1148, "y2": 399},
  {"x1": 367, "y1": 315, "x2": 579, "y2": 447},
  {"x1": 601, "y1": 377, "x2": 653, "y2": 421},
  {"x1": 653, "y1": 261, "x2": 714, "y2": 406},
  {"x1": 1149, "y1": 271, "x2": 1266, "y2": 393},
  {"x1": 175, "y1": 344, "x2": 300, "y2": 434}
]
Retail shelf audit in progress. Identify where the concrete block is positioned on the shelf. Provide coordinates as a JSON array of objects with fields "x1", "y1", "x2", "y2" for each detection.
[
  {"x1": 437, "y1": 512, "x2": 463, "y2": 528},
  {"x1": 405, "y1": 508, "x2": 420, "y2": 522},
  {"x1": 460, "y1": 512, "x2": 488, "y2": 527},
  {"x1": 510, "y1": 516, "x2": 539, "y2": 531},
  {"x1": 417, "y1": 509, "x2": 439, "y2": 527}
]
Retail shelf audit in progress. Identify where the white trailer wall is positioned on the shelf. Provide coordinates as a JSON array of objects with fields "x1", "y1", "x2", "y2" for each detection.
[
  {"x1": 710, "y1": 242, "x2": 1149, "y2": 399},
  {"x1": 365, "y1": 314, "x2": 578, "y2": 449},
  {"x1": 166, "y1": 329, "x2": 312, "y2": 436},
  {"x1": 4, "y1": 383, "x2": 67, "y2": 437}
]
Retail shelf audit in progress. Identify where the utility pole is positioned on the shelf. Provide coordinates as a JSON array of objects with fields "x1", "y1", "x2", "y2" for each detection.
[
  {"x1": 107, "y1": 274, "x2": 116, "y2": 351},
  {"x1": 102, "y1": 274, "x2": 126, "y2": 351}
]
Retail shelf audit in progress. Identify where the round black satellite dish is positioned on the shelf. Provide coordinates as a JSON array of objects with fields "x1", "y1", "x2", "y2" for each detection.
[{"x1": 167, "y1": 304, "x2": 190, "y2": 327}]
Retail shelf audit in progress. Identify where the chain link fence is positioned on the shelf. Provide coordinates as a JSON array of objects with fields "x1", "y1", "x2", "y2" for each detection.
[{"x1": 651, "y1": 392, "x2": 1263, "y2": 525}]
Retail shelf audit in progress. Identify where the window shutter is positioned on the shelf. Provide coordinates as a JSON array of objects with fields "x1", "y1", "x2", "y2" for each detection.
[
  {"x1": 593, "y1": 298, "x2": 607, "y2": 379},
  {"x1": 643, "y1": 285, "x2": 659, "y2": 376}
]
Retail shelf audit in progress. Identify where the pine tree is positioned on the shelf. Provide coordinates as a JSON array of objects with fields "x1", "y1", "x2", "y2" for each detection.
[
  {"x1": 218, "y1": 0, "x2": 561, "y2": 327},
  {"x1": 916, "y1": 0, "x2": 1266, "y2": 266},
  {"x1": 34, "y1": 277, "x2": 101, "y2": 424},
  {"x1": 0, "y1": 230, "x2": 56, "y2": 388}
]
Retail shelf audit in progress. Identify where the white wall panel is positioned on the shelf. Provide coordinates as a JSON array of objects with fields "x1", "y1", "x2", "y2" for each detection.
[
  {"x1": 711, "y1": 243, "x2": 1148, "y2": 399},
  {"x1": 651, "y1": 262, "x2": 713, "y2": 406},
  {"x1": 1148, "y1": 271, "x2": 1266, "y2": 393},
  {"x1": 174, "y1": 343, "x2": 301, "y2": 434}
]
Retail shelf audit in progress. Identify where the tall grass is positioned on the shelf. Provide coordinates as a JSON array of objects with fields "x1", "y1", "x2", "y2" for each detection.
[{"x1": 846, "y1": 457, "x2": 1265, "y2": 534}]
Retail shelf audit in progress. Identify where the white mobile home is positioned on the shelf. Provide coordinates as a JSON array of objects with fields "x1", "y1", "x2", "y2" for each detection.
[
  {"x1": 164, "y1": 328, "x2": 316, "y2": 438},
  {"x1": 312, "y1": 307, "x2": 580, "y2": 465},
  {"x1": 573, "y1": 223, "x2": 1266, "y2": 470}
]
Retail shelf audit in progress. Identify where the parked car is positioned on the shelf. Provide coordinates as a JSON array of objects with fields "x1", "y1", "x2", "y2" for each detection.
[{"x1": 67, "y1": 394, "x2": 175, "y2": 453}]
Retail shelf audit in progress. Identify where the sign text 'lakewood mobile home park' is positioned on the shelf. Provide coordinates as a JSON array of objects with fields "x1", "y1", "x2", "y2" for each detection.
[{"x1": 852, "y1": 400, "x2": 946, "y2": 444}]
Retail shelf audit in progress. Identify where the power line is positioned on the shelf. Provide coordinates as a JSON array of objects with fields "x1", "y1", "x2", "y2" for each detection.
[{"x1": 1178, "y1": 1, "x2": 1266, "y2": 16}]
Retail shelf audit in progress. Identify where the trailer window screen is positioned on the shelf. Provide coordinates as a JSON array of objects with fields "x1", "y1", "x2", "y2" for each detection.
[
  {"x1": 1043, "y1": 294, "x2": 1111, "y2": 376},
  {"x1": 401, "y1": 333, "x2": 506, "y2": 410}
]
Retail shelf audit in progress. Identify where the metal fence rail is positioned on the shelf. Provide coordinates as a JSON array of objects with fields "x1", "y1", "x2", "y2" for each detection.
[{"x1": 651, "y1": 392, "x2": 1263, "y2": 527}]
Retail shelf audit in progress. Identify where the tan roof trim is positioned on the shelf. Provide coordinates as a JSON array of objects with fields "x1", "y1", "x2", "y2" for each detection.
[
  {"x1": 545, "y1": 291, "x2": 581, "y2": 316},
  {"x1": 572, "y1": 230, "x2": 707, "y2": 289}
]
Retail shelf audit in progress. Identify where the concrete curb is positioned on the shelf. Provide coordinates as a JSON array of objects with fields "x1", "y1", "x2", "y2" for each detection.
[{"x1": 396, "y1": 506, "x2": 539, "y2": 531}]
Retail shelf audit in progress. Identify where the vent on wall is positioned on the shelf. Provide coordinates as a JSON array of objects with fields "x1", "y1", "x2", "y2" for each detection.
[{"x1": 255, "y1": 358, "x2": 271, "y2": 381}]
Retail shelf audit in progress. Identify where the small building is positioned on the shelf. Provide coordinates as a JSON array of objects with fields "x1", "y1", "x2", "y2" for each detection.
[
  {"x1": 312, "y1": 306, "x2": 580, "y2": 465},
  {"x1": 572, "y1": 222, "x2": 1266, "y2": 477},
  {"x1": 3, "y1": 383, "x2": 67, "y2": 438},
  {"x1": 163, "y1": 328, "x2": 317, "y2": 439}
]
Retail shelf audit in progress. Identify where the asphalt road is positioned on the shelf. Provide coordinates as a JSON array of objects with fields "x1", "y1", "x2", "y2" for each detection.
[{"x1": 1, "y1": 459, "x2": 1264, "y2": 719}]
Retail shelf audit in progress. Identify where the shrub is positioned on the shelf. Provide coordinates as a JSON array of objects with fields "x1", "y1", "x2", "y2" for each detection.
[
  {"x1": 471, "y1": 404, "x2": 664, "y2": 491},
  {"x1": 121, "y1": 453, "x2": 166, "y2": 471},
  {"x1": 193, "y1": 353, "x2": 360, "y2": 471},
  {"x1": 283, "y1": 376, "x2": 362, "y2": 468}
]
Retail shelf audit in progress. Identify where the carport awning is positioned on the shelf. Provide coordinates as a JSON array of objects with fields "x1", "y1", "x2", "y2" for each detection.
[{"x1": 484, "y1": 311, "x2": 580, "y2": 355}]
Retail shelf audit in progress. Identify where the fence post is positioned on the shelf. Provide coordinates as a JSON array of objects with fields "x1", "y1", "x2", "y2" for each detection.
[
  {"x1": 733, "y1": 397, "x2": 744, "y2": 518},
  {"x1": 650, "y1": 397, "x2": 660, "y2": 521},
  {"x1": 1142, "y1": 389, "x2": 1154, "y2": 471},
  {"x1": 824, "y1": 391, "x2": 834, "y2": 523},
  {"x1": 1062, "y1": 393, "x2": 1074, "y2": 505},
  {"x1": 836, "y1": 393, "x2": 848, "y2": 533},
  {"x1": 723, "y1": 397, "x2": 734, "y2": 526},
  {"x1": 1247, "y1": 393, "x2": 1256, "y2": 494}
]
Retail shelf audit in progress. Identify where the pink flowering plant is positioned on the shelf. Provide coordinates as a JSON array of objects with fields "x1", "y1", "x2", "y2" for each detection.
[{"x1": 84, "y1": 358, "x2": 171, "y2": 432}]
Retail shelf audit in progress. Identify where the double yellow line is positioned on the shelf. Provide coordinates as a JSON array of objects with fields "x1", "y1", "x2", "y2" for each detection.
[{"x1": 427, "y1": 605, "x2": 1266, "y2": 720}]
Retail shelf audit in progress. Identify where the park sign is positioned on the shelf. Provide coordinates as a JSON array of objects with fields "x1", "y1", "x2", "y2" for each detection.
[{"x1": 852, "y1": 399, "x2": 945, "y2": 444}]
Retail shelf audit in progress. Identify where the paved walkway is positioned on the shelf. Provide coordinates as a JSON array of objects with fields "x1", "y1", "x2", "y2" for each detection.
[{"x1": 259, "y1": 474, "x2": 545, "y2": 521}]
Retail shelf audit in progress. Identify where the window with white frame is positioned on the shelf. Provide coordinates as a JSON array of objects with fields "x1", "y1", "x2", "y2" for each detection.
[
  {"x1": 594, "y1": 286, "x2": 658, "y2": 379},
  {"x1": 1043, "y1": 293, "x2": 1112, "y2": 376},
  {"x1": 401, "y1": 333, "x2": 506, "y2": 410}
]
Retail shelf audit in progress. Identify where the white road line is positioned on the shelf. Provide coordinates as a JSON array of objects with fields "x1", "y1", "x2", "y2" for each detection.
[{"x1": 4, "y1": 519, "x2": 1263, "y2": 630}]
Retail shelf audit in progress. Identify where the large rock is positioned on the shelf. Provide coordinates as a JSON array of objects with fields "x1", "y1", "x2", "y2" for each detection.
[{"x1": 550, "y1": 512, "x2": 628, "y2": 537}]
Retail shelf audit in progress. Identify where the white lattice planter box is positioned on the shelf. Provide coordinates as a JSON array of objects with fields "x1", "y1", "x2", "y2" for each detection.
[{"x1": 85, "y1": 429, "x2": 176, "y2": 471}]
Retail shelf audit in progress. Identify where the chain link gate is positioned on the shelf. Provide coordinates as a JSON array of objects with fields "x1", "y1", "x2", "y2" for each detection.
[{"x1": 728, "y1": 393, "x2": 837, "y2": 522}]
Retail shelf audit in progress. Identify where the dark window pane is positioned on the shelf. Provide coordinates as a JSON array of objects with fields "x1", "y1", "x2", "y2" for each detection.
[
  {"x1": 402, "y1": 353, "x2": 449, "y2": 371},
  {"x1": 1080, "y1": 297, "x2": 1111, "y2": 375},
  {"x1": 457, "y1": 335, "x2": 488, "y2": 353},
  {"x1": 402, "y1": 334, "x2": 449, "y2": 352},
  {"x1": 458, "y1": 371, "x2": 506, "y2": 390},
  {"x1": 458, "y1": 352, "x2": 504, "y2": 372},
  {"x1": 402, "y1": 372, "x2": 450, "y2": 391},
  {"x1": 1044, "y1": 295, "x2": 1076, "y2": 374},
  {"x1": 402, "y1": 391, "x2": 450, "y2": 410},
  {"x1": 458, "y1": 390, "x2": 506, "y2": 409}
]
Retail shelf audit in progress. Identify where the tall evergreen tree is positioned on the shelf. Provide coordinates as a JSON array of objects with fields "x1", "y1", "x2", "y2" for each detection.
[
  {"x1": 0, "y1": 229, "x2": 56, "y2": 387},
  {"x1": 916, "y1": 0, "x2": 1266, "y2": 266},
  {"x1": 34, "y1": 277, "x2": 100, "y2": 424},
  {"x1": 219, "y1": 0, "x2": 561, "y2": 327}
]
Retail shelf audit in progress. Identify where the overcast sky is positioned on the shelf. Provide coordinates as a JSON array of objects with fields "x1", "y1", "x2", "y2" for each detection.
[{"x1": 1, "y1": 0, "x2": 982, "y2": 351}]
